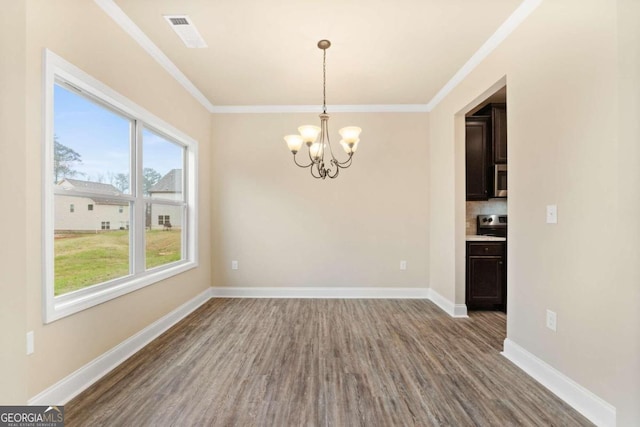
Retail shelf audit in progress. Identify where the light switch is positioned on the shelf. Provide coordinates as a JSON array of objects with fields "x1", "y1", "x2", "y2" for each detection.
[
  {"x1": 546, "y1": 309, "x2": 557, "y2": 331},
  {"x1": 231, "y1": 260, "x2": 238, "y2": 270},
  {"x1": 546, "y1": 205, "x2": 558, "y2": 224},
  {"x1": 26, "y1": 331, "x2": 34, "y2": 355},
  {"x1": 400, "y1": 260, "x2": 407, "y2": 271}
]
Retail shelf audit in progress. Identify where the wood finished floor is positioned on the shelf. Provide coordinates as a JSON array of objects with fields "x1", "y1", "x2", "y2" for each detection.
[{"x1": 66, "y1": 299, "x2": 592, "y2": 426}]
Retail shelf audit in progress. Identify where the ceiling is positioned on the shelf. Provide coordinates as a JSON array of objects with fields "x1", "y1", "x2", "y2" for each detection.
[{"x1": 114, "y1": 0, "x2": 522, "y2": 106}]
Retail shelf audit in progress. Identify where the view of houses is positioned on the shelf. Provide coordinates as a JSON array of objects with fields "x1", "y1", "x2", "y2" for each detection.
[
  {"x1": 54, "y1": 169, "x2": 182, "y2": 232},
  {"x1": 54, "y1": 179, "x2": 129, "y2": 232}
]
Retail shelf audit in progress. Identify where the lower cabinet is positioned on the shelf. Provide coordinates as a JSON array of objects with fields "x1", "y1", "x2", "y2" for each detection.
[{"x1": 466, "y1": 241, "x2": 506, "y2": 311}]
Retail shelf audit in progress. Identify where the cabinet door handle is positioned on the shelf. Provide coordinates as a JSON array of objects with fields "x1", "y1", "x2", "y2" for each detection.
[
  {"x1": 484, "y1": 247, "x2": 489, "y2": 251},
  {"x1": 499, "y1": 261, "x2": 503, "y2": 265}
]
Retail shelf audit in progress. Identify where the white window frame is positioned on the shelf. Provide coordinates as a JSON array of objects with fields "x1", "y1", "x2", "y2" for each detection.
[{"x1": 43, "y1": 50, "x2": 198, "y2": 323}]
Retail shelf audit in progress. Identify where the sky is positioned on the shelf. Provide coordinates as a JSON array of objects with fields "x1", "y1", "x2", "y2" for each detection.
[{"x1": 54, "y1": 84, "x2": 183, "y2": 191}]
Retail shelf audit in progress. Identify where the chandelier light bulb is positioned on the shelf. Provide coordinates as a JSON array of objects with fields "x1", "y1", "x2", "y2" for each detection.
[
  {"x1": 338, "y1": 126, "x2": 362, "y2": 144},
  {"x1": 284, "y1": 135, "x2": 304, "y2": 153},
  {"x1": 309, "y1": 142, "x2": 323, "y2": 160},
  {"x1": 340, "y1": 139, "x2": 360, "y2": 154},
  {"x1": 298, "y1": 125, "x2": 321, "y2": 145}
]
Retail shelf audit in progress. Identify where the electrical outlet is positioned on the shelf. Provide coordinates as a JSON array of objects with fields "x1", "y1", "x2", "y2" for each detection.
[
  {"x1": 231, "y1": 260, "x2": 238, "y2": 270},
  {"x1": 546, "y1": 309, "x2": 557, "y2": 332},
  {"x1": 400, "y1": 260, "x2": 407, "y2": 270},
  {"x1": 26, "y1": 331, "x2": 34, "y2": 355},
  {"x1": 546, "y1": 205, "x2": 558, "y2": 224}
]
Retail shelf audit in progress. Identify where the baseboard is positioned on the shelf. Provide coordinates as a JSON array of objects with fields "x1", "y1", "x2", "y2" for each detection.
[
  {"x1": 210, "y1": 286, "x2": 430, "y2": 299},
  {"x1": 427, "y1": 288, "x2": 469, "y2": 318},
  {"x1": 501, "y1": 338, "x2": 616, "y2": 427},
  {"x1": 28, "y1": 288, "x2": 212, "y2": 406},
  {"x1": 210, "y1": 286, "x2": 468, "y2": 318}
]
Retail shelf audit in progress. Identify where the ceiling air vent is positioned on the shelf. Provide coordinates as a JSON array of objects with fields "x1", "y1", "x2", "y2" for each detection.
[{"x1": 163, "y1": 15, "x2": 207, "y2": 49}]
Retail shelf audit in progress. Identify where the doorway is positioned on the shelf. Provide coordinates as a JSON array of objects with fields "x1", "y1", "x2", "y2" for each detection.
[{"x1": 463, "y1": 85, "x2": 508, "y2": 343}]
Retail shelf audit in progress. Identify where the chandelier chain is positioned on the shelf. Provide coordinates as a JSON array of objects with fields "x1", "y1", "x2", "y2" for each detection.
[{"x1": 322, "y1": 48, "x2": 327, "y2": 114}]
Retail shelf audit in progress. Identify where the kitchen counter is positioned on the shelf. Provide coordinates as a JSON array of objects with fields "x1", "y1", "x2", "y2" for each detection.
[{"x1": 466, "y1": 235, "x2": 506, "y2": 242}]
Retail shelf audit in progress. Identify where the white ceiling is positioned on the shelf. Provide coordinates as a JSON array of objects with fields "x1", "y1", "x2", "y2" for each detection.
[{"x1": 113, "y1": 0, "x2": 523, "y2": 107}]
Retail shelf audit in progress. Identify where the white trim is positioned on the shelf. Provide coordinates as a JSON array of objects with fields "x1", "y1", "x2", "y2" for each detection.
[
  {"x1": 210, "y1": 286, "x2": 430, "y2": 299},
  {"x1": 427, "y1": 288, "x2": 469, "y2": 318},
  {"x1": 501, "y1": 338, "x2": 616, "y2": 427},
  {"x1": 43, "y1": 49, "x2": 199, "y2": 323},
  {"x1": 209, "y1": 104, "x2": 430, "y2": 114},
  {"x1": 453, "y1": 303, "x2": 468, "y2": 317},
  {"x1": 29, "y1": 288, "x2": 212, "y2": 406},
  {"x1": 93, "y1": 0, "x2": 215, "y2": 112},
  {"x1": 210, "y1": 287, "x2": 470, "y2": 318},
  {"x1": 426, "y1": 0, "x2": 542, "y2": 110},
  {"x1": 93, "y1": 0, "x2": 540, "y2": 114}
]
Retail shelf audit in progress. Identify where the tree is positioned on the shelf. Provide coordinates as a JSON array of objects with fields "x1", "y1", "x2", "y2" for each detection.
[
  {"x1": 143, "y1": 168, "x2": 162, "y2": 195},
  {"x1": 113, "y1": 173, "x2": 129, "y2": 193},
  {"x1": 53, "y1": 136, "x2": 82, "y2": 182}
]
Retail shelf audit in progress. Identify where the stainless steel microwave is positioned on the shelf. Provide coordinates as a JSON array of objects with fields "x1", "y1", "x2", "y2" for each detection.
[{"x1": 494, "y1": 164, "x2": 507, "y2": 198}]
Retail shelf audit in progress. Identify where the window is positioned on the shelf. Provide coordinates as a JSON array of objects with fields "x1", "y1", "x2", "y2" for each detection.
[{"x1": 43, "y1": 50, "x2": 198, "y2": 323}]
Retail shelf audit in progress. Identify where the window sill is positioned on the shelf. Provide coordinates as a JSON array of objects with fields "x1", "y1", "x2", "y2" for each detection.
[{"x1": 44, "y1": 260, "x2": 197, "y2": 323}]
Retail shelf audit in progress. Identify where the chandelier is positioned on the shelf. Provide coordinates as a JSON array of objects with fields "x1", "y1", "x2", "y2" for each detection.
[{"x1": 284, "y1": 40, "x2": 362, "y2": 179}]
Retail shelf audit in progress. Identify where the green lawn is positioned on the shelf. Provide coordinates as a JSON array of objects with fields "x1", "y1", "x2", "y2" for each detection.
[{"x1": 54, "y1": 230, "x2": 181, "y2": 296}]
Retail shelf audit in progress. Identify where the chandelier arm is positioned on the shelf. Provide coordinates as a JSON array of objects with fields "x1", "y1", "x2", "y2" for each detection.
[
  {"x1": 293, "y1": 152, "x2": 313, "y2": 168},
  {"x1": 333, "y1": 152, "x2": 354, "y2": 167},
  {"x1": 324, "y1": 124, "x2": 353, "y2": 166},
  {"x1": 310, "y1": 163, "x2": 322, "y2": 179},
  {"x1": 319, "y1": 162, "x2": 328, "y2": 179},
  {"x1": 327, "y1": 160, "x2": 340, "y2": 179},
  {"x1": 307, "y1": 143, "x2": 317, "y2": 164}
]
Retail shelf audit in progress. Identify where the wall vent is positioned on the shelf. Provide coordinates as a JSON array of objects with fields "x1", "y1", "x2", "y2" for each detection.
[{"x1": 163, "y1": 15, "x2": 207, "y2": 49}]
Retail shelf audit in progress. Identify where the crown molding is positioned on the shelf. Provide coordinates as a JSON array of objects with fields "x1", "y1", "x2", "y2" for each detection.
[
  {"x1": 95, "y1": 0, "x2": 542, "y2": 114},
  {"x1": 93, "y1": 0, "x2": 215, "y2": 112},
  {"x1": 425, "y1": 0, "x2": 543, "y2": 111},
  {"x1": 209, "y1": 104, "x2": 430, "y2": 114}
]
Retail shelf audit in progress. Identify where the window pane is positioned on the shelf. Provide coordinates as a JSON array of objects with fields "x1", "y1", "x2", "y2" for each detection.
[
  {"x1": 53, "y1": 83, "x2": 132, "y2": 193},
  {"x1": 143, "y1": 128, "x2": 184, "y2": 200},
  {"x1": 54, "y1": 195, "x2": 131, "y2": 296},
  {"x1": 146, "y1": 203, "x2": 183, "y2": 270}
]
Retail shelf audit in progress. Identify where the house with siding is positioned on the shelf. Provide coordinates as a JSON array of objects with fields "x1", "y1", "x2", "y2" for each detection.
[
  {"x1": 148, "y1": 169, "x2": 182, "y2": 230},
  {"x1": 54, "y1": 179, "x2": 130, "y2": 232}
]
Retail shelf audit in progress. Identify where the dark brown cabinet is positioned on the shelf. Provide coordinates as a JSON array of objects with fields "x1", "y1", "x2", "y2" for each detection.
[
  {"x1": 491, "y1": 104, "x2": 507, "y2": 164},
  {"x1": 466, "y1": 241, "x2": 506, "y2": 311},
  {"x1": 465, "y1": 116, "x2": 491, "y2": 201},
  {"x1": 466, "y1": 103, "x2": 508, "y2": 200}
]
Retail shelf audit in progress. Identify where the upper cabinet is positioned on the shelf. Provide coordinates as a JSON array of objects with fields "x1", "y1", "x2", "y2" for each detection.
[
  {"x1": 465, "y1": 116, "x2": 491, "y2": 201},
  {"x1": 491, "y1": 104, "x2": 507, "y2": 164},
  {"x1": 465, "y1": 103, "x2": 507, "y2": 201}
]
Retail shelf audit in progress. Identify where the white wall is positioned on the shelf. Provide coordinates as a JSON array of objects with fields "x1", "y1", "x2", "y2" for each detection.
[
  {"x1": 0, "y1": 0, "x2": 28, "y2": 405},
  {"x1": 429, "y1": 0, "x2": 640, "y2": 424},
  {"x1": 211, "y1": 112, "x2": 429, "y2": 289}
]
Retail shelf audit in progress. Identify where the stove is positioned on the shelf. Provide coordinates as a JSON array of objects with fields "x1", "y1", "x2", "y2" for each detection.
[{"x1": 477, "y1": 214, "x2": 507, "y2": 238}]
